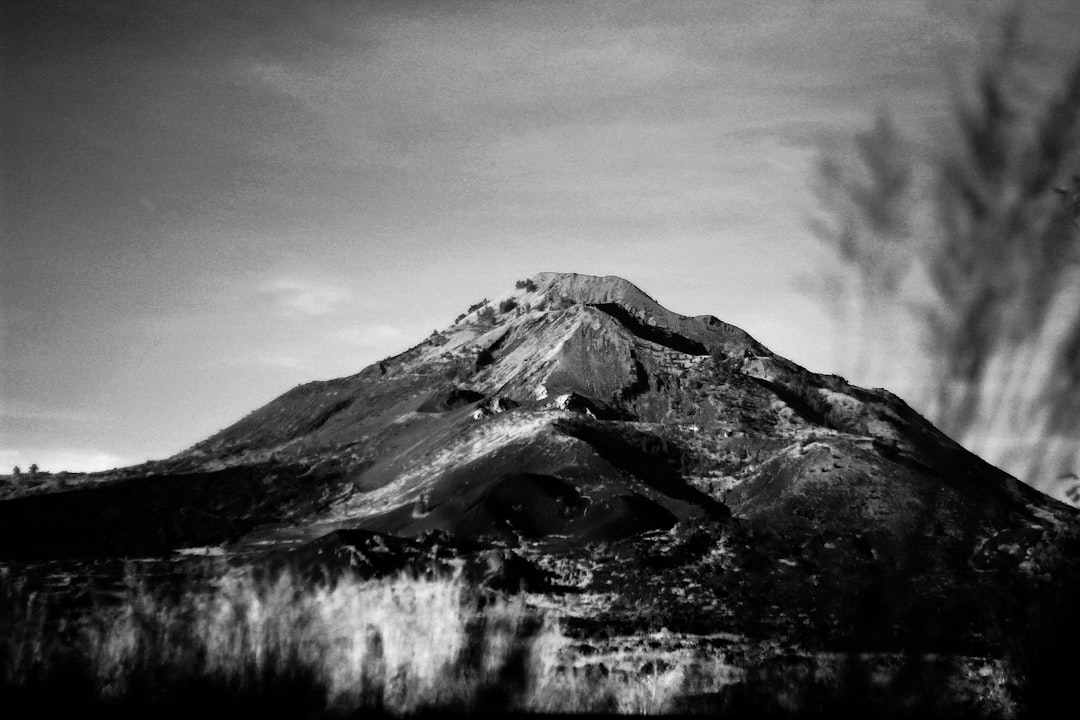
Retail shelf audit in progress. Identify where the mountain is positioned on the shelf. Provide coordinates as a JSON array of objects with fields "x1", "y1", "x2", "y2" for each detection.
[
  {"x1": 169, "y1": 271, "x2": 1070, "y2": 549},
  {"x1": 2, "y1": 271, "x2": 1078, "y2": 712}
]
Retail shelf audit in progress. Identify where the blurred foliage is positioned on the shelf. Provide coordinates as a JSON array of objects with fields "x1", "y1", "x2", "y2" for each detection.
[{"x1": 812, "y1": 11, "x2": 1080, "y2": 493}]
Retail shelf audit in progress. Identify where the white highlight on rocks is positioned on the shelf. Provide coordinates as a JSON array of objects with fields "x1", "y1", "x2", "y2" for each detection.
[{"x1": 333, "y1": 413, "x2": 560, "y2": 520}]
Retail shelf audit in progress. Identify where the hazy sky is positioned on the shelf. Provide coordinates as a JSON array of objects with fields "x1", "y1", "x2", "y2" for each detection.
[{"x1": 2, "y1": 0, "x2": 1078, "y2": 472}]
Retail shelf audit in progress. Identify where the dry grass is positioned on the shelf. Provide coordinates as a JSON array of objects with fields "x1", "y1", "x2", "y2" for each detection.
[
  {"x1": 0, "y1": 563, "x2": 725, "y2": 716},
  {"x1": 2, "y1": 564, "x2": 542, "y2": 714},
  {"x1": 3, "y1": 557, "x2": 1059, "y2": 717}
]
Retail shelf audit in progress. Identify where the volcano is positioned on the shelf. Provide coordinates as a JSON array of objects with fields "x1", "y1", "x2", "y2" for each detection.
[{"x1": 2, "y1": 272, "x2": 1078, "y2": 715}]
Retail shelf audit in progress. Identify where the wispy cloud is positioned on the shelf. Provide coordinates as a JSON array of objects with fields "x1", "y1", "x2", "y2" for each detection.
[
  {"x1": 0, "y1": 405, "x2": 95, "y2": 424},
  {"x1": 256, "y1": 277, "x2": 355, "y2": 318}
]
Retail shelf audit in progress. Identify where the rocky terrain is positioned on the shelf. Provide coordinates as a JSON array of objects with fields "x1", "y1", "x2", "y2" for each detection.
[{"x1": 2, "y1": 271, "x2": 1078, "y2": 716}]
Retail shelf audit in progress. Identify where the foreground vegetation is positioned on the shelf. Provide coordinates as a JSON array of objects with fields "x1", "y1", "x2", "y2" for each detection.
[
  {"x1": 812, "y1": 9, "x2": 1080, "y2": 492},
  {"x1": 4, "y1": 555, "x2": 1068, "y2": 718},
  {"x1": 1, "y1": 563, "x2": 725, "y2": 717}
]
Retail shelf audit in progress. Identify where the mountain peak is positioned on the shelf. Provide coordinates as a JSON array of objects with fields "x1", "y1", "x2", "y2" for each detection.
[
  {"x1": 529, "y1": 272, "x2": 661, "y2": 309},
  {"x1": 526, "y1": 272, "x2": 689, "y2": 330}
]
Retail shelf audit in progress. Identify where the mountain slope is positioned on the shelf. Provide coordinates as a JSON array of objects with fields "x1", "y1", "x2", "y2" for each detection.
[{"x1": 1, "y1": 272, "x2": 1077, "y2": 671}]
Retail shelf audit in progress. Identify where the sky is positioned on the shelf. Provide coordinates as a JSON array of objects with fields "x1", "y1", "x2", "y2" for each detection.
[{"x1": 2, "y1": 0, "x2": 1079, "y2": 473}]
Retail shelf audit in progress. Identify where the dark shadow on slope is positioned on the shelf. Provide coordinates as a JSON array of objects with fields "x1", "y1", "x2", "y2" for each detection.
[
  {"x1": 353, "y1": 426, "x2": 687, "y2": 548},
  {"x1": 416, "y1": 387, "x2": 485, "y2": 413},
  {"x1": 363, "y1": 469, "x2": 678, "y2": 549},
  {"x1": 553, "y1": 418, "x2": 730, "y2": 520},
  {"x1": 449, "y1": 472, "x2": 591, "y2": 540},
  {"x1": 590, "y1": 303, "x2": 709, "y2": 355},
  {"x1": 298, "y1": 397, "x2": 357, "y2": 435},
  {"x1": 0, "y1": 462, "x2": 342, "y2": 560},
  {"x1": 747, "y1": 376, "x2": 832, "y2": 430},
  {"x1": 476, "y1": 329, "x2": 510, "y2": 369},
  {"x1": 620, "y1": 353, "x2": 651, "y2": 399}
]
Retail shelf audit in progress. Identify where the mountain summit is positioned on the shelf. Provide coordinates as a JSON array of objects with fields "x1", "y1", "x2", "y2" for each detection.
[{"x1": 1, "y1": 272, "x2": 1077, "y2": 694}]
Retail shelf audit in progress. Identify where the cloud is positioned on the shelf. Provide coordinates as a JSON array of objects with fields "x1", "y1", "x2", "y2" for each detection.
[
  {"x1": 225, "y1": 1, "x2": 958, "y2": 231},
  {"x1": 257, "y1": 277, "x2": 355, "y2": 318},
  {"x1": 0, "y1": 404, "x2": 94, "y2": 423},
  {"x1": 230, "y1": 8, "x2": 715, "y2": 179}
]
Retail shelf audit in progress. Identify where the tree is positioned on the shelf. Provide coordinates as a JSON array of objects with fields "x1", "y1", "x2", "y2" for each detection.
[
  {"x1": 28, "y1": 463, "x2": 38, "y2": 476},
  {"x1": 810, "y1": 111, "x2": 915, "y2": 385},
  {"x1": 12, "y1": 466, "x2": 20, "y2": 476},
  {"x1": 812, "y1": 11, "x2": 1080, "y2": 497}
]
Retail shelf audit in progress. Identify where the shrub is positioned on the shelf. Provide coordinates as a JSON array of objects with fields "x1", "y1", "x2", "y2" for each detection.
[
  {"x1": 477, "y1": 306, "x2": 496, "y2": 324},
  {"x1": 515, "y1": 279, "x2": 537, "y2": 292},
  {"x1": 499, "y1": 298, "x2": 518, "y2": 314}
]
